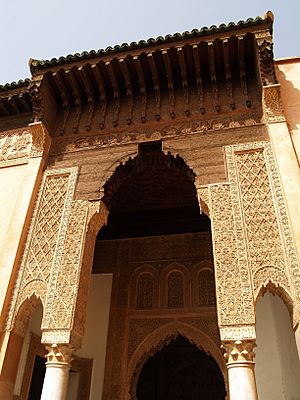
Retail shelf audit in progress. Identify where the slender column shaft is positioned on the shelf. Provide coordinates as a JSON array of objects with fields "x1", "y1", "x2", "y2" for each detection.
[
  {"x1": 222, "y1": 339, "x2": 258, "y2": 400},
  {"x1": 40, "y1": 344, "x2": 73, "y2": 400}
]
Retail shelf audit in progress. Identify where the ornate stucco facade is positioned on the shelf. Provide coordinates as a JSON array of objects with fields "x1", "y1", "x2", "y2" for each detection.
[{"x1": 0, "y1": 11, "x2": 300, "y2": 400}]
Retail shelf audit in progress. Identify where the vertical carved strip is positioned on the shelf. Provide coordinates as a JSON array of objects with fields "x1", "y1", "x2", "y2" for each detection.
[
  {"x1": 6, "y1": 167, "x2": 78, "y2": 332},
  {"x1": 209, "y1": 183, "x2": 253, "y2": 325}
]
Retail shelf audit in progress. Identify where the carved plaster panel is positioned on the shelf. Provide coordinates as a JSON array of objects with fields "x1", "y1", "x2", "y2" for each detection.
[
  {"x1": 0, "y1": 123, "x2": 50, "y2": 168},
  {"x1": 225, "y1": 141, "x2": 300, "y2": 324},
  {"x1": 263, "y1": 84, "x2": 285, "y2": 123},
  {"x1": 6, "y1": 167, "x2": 78, "y2": 334},
  {"x1": 209, "y1": 183, "x2": 254, "y2": 327},
  {"x1": 0, "y1": 130, "x2": 32, "y2": 168}
]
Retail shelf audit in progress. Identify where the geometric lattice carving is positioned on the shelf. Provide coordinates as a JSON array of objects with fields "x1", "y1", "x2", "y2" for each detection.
[
  {"x1": 235, "y1": 149, "x2": 286, "y2": 278},
  {"x1": 167, "y1": 271, "x2": 184, "y2": 308},
  {"x1": 6, "y1": 167, "x2": 77, "y2": 333},
  {"x1": 198, "y1": 269, "x2": 216, "y2": 306},
  {"x1": 24, "y1": 175, "x2": 69, "y2": 284},
  {"x1": 225, "y1": 141, "x2": 300, "y2": 325},
  {"x1": 136, "y1": 273, "x2": 153, "y2": 309}
]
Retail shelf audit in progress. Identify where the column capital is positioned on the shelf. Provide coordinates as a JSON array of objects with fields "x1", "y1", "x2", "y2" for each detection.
[
  {"x1": 221, "y1": 339, "x2": 256, "y2": 364},
  {"x1": 44, "y1": 343, "x2": 74, "y2": 366}
]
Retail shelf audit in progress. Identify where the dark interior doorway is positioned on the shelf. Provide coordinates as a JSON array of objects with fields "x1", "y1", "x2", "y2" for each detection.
[
  {"x1": 27, "y1": 355, "x2": 46, "y2": 400},
  {"x1": 136, "y1": 335, "x2": 226, "y2": 400}
]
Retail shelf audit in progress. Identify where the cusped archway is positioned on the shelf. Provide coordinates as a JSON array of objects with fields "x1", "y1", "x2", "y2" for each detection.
[{"x1": 127, "y1": 321, "x2": 226, "y2": 400}]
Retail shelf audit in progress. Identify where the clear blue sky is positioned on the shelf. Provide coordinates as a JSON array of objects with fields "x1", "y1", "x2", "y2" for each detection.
[{"x1": 0, "y1": 0, "x2": 299, "y2": 85}]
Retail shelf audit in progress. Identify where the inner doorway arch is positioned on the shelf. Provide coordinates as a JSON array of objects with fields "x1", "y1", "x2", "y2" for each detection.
[
  {"x1": 136, "y1": 335, "x2": 226, "y2": 400},
  {"x1": 127, "y1": 322, "x2": 226, "y2": 400}
]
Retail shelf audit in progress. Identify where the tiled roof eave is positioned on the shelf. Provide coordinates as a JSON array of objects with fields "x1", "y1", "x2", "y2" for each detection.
[{"x1": 29, "y1": 13, "x2": 273, "y2": 75}]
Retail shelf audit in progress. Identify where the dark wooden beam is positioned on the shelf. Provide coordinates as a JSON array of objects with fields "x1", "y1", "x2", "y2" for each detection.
[
  {"x1": 238, "y1": 35, "x2": 251, "y2": 107},
  {"x1": 8, "y1": 95, "x2": 21, "y2": 114},
  {"x1": 177, "y1": 47, "x2": 190, "y2": 116},
  {"x1": 162, "y1": 49, "x2": 175, "y2": 118},
  {"x1": 91, "y1": 63, "x2": 107, "y2": 129},
  {"x1": 208, "y1": 41, "x2": 220, "y2": 112},
  {"x1": 133, "y1": 55, "x2": 147, "y2": 123},
  {"x1": 119, "y1": 58, "x2": 133, "y2": 125},
  {"x1": 105, "y1": 60, "x2": 120, "y2": 127},
  {"x1": 147, "y1": 52, "x2": 161, "y2": 121},
  {"x1": 192, "y1": 44, "x2": 205, "y2": 114},
  {"x1": 18, "y1": 93, "x2": 32, "y2": 112},
  {"x1": 53, "y1": 71, "x2": 71, "y2": 134},
  {"x1": 0, "y1": 100, "x2": 10, "y2": 116},
  {"x1": 222, "y1": 38, "x2": 235, "y2": 110},
  {"x1": 65, "y1": 69, "x2": 83, "y2": 133},
  {"x1": 78, "y1": 66, "x2": 95, "y2": 131}
]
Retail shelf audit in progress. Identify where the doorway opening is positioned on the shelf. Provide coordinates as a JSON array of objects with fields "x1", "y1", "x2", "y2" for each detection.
[{"x1": 136, "y1": 335, "x2": 226, "y2": 400}]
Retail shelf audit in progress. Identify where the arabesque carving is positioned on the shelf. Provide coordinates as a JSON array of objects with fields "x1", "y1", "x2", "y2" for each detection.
[
  {"x1": 255, "y1": 31, "x2": 277, "y2": 86},
  {"x1": 42, "y1": 200, "x2": 108, "y2": 346},
  {"x1": 50, "y1": 111, "x2": 262, "y2": 155},
  {"x1": 0, "y1": 130, "x2": 32, "y2": 168},
  {"x1": 263, "y1": 84, "x2": 285, "y2": 123},
  {"x1": 6, "y1": 167, "x2": 78, "y2": 334},
  {"x1": 209, "y1": 183, "x2": 254, "y2": 326}
]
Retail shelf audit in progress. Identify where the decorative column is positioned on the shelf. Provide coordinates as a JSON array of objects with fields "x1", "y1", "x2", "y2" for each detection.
[
  {"x1": 40, "y1": 343, "x2": 74, "y2": 400},
  {"x1": 222, "y1": 339, "x2": 258, "y2": 400}
]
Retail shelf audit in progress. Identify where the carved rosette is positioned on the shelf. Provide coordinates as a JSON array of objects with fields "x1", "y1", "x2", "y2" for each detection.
[{"x1": 222, "y1": 339, "x2": 256, "y2": 364}]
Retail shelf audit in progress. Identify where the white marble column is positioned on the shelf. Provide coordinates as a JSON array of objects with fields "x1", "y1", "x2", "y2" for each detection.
[
  {"x1": 222, "y1": 339, "x2": 258, "y2": 400},
  {"x1": 40, "y1": 343, "x2": 74, "y2": 400}
]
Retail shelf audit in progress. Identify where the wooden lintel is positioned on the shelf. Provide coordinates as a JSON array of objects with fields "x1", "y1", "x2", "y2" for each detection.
[
  {"x1": 207, "y1": 41, "x2": 220, "y2": 112},
  {"x1": 91, "y1": 63, "x2": 107, "y2": 129},
  {"x1": 119, "y1": 58, "x2": 133, "y2": 125},
  {"x1": 177, "y1": 47, "x2": 190, "y2": 116},
  {"x1": 78, "y1": 66, "x2": 96, "y2": 131},
  {"x1": 105, "y1": 60, "x2": 120, "y2": 127},
  {"x1": 222, "y1": 39, "x2": 235, "y2": 110},
  {"x1": 147, "y1": 52, "x2": 161, "y2": 121},
  {"x1": 238, "y1": 36, "x2": 251, "y2": 107},
  {"x1": 53, "y1": 71, "x2": 71, "y2": 134},
  {"x1": 133, "y1": 55, "x2": 147, "y2": 123},
  {"x1": 162, "y1": 49, "x2": 175, "y2": 118},
  {"x1": 192, "y1": 44, "x2": 205, "y2": 114}
]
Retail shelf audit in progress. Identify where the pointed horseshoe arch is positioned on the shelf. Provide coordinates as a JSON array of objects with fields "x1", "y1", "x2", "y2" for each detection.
[{"x1": 127, "y1": 321, "x2": 226, "y2": 400}]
